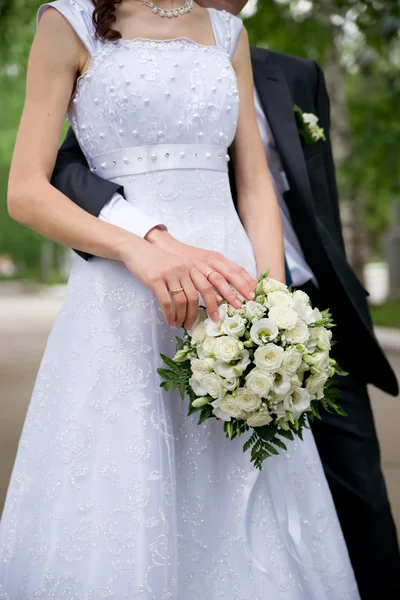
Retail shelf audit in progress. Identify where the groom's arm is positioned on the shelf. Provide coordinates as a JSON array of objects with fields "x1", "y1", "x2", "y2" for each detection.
[
  {"x1": 52, "y1": 128, "x2": 166, "y2": 260},
  {"x1": 313, "y1": 62, "x2": 346, "y2": 255}
]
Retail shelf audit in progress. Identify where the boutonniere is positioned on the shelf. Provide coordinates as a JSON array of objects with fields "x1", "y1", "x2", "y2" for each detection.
[{"x1": 294, "y1": 105, "x2": 326, "y2": 145}]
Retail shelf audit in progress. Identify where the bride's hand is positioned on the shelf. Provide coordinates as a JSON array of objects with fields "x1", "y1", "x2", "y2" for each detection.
[
  {"x1": 119, "y1": 237, "x2": 221, "y2": 330},
  {"x1": 146, "y1": 228, "x2": 257, "y2": 307}
]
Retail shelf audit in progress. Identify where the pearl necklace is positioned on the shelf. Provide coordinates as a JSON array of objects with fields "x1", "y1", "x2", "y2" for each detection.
[{"x1": 142, "y1": 0, "x2": 194, "y2": 18}]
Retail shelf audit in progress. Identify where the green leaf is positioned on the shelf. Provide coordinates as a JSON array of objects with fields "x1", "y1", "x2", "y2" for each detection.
[
  {"x1": 161, "y1": 381, "x2": 172, "y2": 392},
  {"x1": 271, "y1": 436, "x2": 287, "y2": 451},
  {"x1": 278, "y1": 428, "x2": 294, "y2": 441},
  {"x1": 160, "y1": 353, "x2": 182, "y2": 372},
  {"x1": 179, "y1": 377, "x2": 186, "y2": 400},
  {"x1": 243, "y1": 432, "x2": 258, "y2": 453},
  {"x1": 331, "y1": 404, "x2": 348, "y2": 417},
  {"x1": 175, "y1": 336, "x2": 186, "y2": 351},
  {"x1": 321, "y1": 399, "x2": 334, "y2": 414},
  {"x1": 256, "y1": 424, "x2": 278, "y2": 441},
  {"x1": 335, "y1": 366, "x2": 349, "y2": 377},
  {"x1": 157, "y1": 368, "x2": 178, "y2": 382},
  {"x1": 310, "y1": 402, "x2": 321, "y2": 419},
  {"x1": 198, "y1": 405, "x2": 214, "y2": 425},
  {"x1": 262, "y1": 441, "x2": 280, "y2": 456}
]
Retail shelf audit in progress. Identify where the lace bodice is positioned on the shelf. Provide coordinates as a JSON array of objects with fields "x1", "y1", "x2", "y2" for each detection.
[{"x1": 38, "y1": 0, "x2": 243, "y2": 169}]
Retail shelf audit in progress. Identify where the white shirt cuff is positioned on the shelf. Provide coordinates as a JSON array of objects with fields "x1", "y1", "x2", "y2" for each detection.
[{"x1": 99, "y1": 193, "x2": 167, "y2": 238}]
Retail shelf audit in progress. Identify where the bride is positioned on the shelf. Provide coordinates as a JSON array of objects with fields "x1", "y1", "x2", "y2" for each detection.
[{"x1": 0, "y1": 0, "x2": 359, "y2": 597}]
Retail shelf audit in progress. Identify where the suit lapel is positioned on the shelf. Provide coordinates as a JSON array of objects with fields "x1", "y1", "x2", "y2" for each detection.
[{"x1": 251, "y1": 51, "x2": 316, "y2": 224}]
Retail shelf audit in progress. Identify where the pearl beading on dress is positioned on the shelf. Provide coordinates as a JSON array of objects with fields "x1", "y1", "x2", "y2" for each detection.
[{"x1": 89, "y1": 144, "x2": 230, "y2": 179}]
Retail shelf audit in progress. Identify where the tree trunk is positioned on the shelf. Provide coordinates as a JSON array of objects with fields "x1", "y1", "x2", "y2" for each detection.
[{"x1": 323, "y1": 43, "x2": 368, "y2": 283}]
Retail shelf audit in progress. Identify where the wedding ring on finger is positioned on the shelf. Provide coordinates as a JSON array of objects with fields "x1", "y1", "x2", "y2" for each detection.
[
  {"x1": 169, "y1": 287, "x2": 185, "y2": 296},
  {"x1": 206, "y1": 269, "x2": 216, "y2": 281}
]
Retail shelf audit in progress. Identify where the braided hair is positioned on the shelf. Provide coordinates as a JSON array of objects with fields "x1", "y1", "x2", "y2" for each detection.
[{"x1": 92, "y1": 0, "x2": 122, "y2": 40}]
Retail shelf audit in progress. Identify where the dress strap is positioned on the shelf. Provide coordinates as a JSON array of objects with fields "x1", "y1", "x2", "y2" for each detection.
[
  {"x1": 37, "y1": 0, "x2": 98, "y2": 56},
  {"x1": 208, "y1": 8, "x2": 243, "y2": 61}
]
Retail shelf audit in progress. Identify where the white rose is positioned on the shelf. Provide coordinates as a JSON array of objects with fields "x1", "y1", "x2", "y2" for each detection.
[
  {"x1": 190, "y1": 321, "x2": 207, "y2": 346},
  {"x1": 221, "y1": 314, "x2": 246, "y2": 338},
  {"x1": 214, "y1": 361, "x2": 236, "y2": 380},
  {"x1": 308, "y1": 307, "x2": 323, "y2": 324},
  {"x1": 214, "y1": 350, "x2": 250, "y2": 380},
  {"x1": 305, "y1": 335, "x2": 318, "y2": 354},
  {"x1": 245, "y1": 369, "x2": 274, "y2": 398},
  {"x1": 235, "y1": 388, "x2": 262, "y2": 413},
  {"x1": 197, "y1": 345, "x2": 206, "y2": 359},
  {"x1": 211, "y1": 397, "x2": 232, "y2": 422},
  {"x1": 215, "y1": 336, "x2": 241, "y2": 362},
  {"x1": 189, "y1": 377, "x2": 208, "y2": 397},
  {"x1": 290, "y1": 373, "x2": 302, "y2": 387},
  {"x1": 285, "y1": 321, "x2": 310, "y2": 344},
  {"x1": 292, "y1": 290, "x2": 311, "y2": 306},
  {"x1": 284, "y1": 386, "x2": 311, "y2": 419},
  {"x1": 244, "y1": 300, "x2": 266, "y2": 321},
  {"x1": 205, "y1": 304, "x2": 228, "y2": 337},
  {"x1": 246, "y1": 411, "x2": 273, "y2": 427},
  {"x1": 262, "y1": 278, "x2": 288, "y2": 294},
  {"x1": 311, "y1": 327, "x2": 332, "y2": 352},
  {"x1": 188, "y1": 307, "x2": 207, "y2": 335},
  {"x1": 202, "y1": 336, "x2": 217, "y2": 357},
  {"x1": 220, "y1": 395, "x2": 248, "y2": 419},
  {"x1": 273, "y1": 369, "x2": 291, "y2": 396},
  {"x1": 254, "y1": 343, "x2": 284, "y2": 372},
  {"x1": 202, "y1": 373, "x2": 226, "y2": 401},
  {"x1": 269, "y1": 306, "x2": 299, "y2": 330},
  {"x1": 308, "y1": 350, "x2": 329, "y2": 373},
  {"x1": 302, "y1": 113, "x2": 319, "y2": 128},
  {"x1": 235, "y1": 350, "x2": 251, "y2": 374},
  {"x1": 282, "y1": 347, "x2": 303, "y2": 374},
  {"x1": 222, "y1": 376, "x2": 240, "y2": 391},
  {"x1": 266, "y1": 291, "x2": 294, "y2": 308},
  {"x1": 293, "y1": 301, "x2": 315, "y2": 325},
  {"x1": 306, "y1": 372, "x2": 329, "y2": 396},
  {"x1": 250, "y1": 318, "x2": 279, "y2": 345},
  {"x1": 191, "y1": 358, "x2": 215, "y2": 380}
]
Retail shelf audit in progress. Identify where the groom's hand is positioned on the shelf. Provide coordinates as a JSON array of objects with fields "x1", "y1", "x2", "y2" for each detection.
[{"x1": 146, "y1": 228, "x2": 257, "y2": 308}]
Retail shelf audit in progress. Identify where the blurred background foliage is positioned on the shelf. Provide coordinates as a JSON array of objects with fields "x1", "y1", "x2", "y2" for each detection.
[{"x1": 0, "y1": 0, "x2": 399, "y2": 292}]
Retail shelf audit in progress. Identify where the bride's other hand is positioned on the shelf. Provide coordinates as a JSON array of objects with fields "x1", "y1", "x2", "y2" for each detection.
[
  {"x1": 145, "y1": 228, "x2": 257, "y2": 308},
  {"x1": 118, "y1": 238, "x2": 220, "y2": 330}
]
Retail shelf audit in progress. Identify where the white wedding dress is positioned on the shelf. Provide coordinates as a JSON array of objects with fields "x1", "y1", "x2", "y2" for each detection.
[{"x1": 0, "y1": 2, "x2": 359, "y2": 598}]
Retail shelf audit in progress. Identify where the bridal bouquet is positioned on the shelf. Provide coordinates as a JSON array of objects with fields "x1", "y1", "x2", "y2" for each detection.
[{"x1": 158, "y1": 270, "x2": 346, "y2": 469}]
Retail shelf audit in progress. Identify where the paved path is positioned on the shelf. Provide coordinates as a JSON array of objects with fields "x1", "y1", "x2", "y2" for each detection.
[{"x1": 1, "y1": 294, "x2": 399, "y2": 537}]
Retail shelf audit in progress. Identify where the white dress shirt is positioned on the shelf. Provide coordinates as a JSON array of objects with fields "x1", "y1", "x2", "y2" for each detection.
[
  {"x1": 99, "y1": 193, "x2": 165, "y2": 238},
  {"x1": 253, "y1": 90, "x2": 317, "y2": 287},
  {"x1": 99, "y1": 91, "x2": 317, "y2": 287}
]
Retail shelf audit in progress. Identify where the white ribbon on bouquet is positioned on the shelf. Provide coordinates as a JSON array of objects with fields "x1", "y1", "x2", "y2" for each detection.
[{"x1": 243, "y1": 457, "x2": 331, "y2": 599}]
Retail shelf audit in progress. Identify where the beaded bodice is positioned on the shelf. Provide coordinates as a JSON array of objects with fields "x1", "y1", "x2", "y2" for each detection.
[{"x1": 38, "y1": 0, "x2": 243, "y2": 178}]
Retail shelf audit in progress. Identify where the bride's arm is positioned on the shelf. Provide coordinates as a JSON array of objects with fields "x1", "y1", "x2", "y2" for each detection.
[
  {"x1": 231, "y1": 29, "x2": 285, "y2": 282},
  {"x1": 7, "y1": 8, "x2": 221, "y2": 329},
  {"x1": 8, "y1": 9, "x2": 135, "y2": 262}
]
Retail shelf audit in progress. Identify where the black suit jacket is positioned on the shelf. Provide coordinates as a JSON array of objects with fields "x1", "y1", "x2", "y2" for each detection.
[{"x1": 51, "y1": 47, "x2": 398, "y2": 397}]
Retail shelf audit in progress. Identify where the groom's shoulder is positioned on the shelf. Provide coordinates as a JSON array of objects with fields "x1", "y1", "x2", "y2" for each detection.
[{"x1": 250, "y1": 46, "x2": 318, "y2": 83}]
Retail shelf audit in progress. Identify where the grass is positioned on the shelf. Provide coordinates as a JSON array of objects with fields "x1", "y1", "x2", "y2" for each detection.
[{"x1": 370, "y1": 300, "x2": 400, "y2": 329}]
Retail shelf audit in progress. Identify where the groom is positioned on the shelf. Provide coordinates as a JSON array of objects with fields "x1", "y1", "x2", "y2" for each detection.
[{"x1": 51, "y1": 0, "x2": 399, "y2": 596}]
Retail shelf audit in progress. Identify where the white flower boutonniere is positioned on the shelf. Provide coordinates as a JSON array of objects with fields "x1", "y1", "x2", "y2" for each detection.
[{"x1": 294, "y1": 105, "x2": 326, "y2": 145}]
